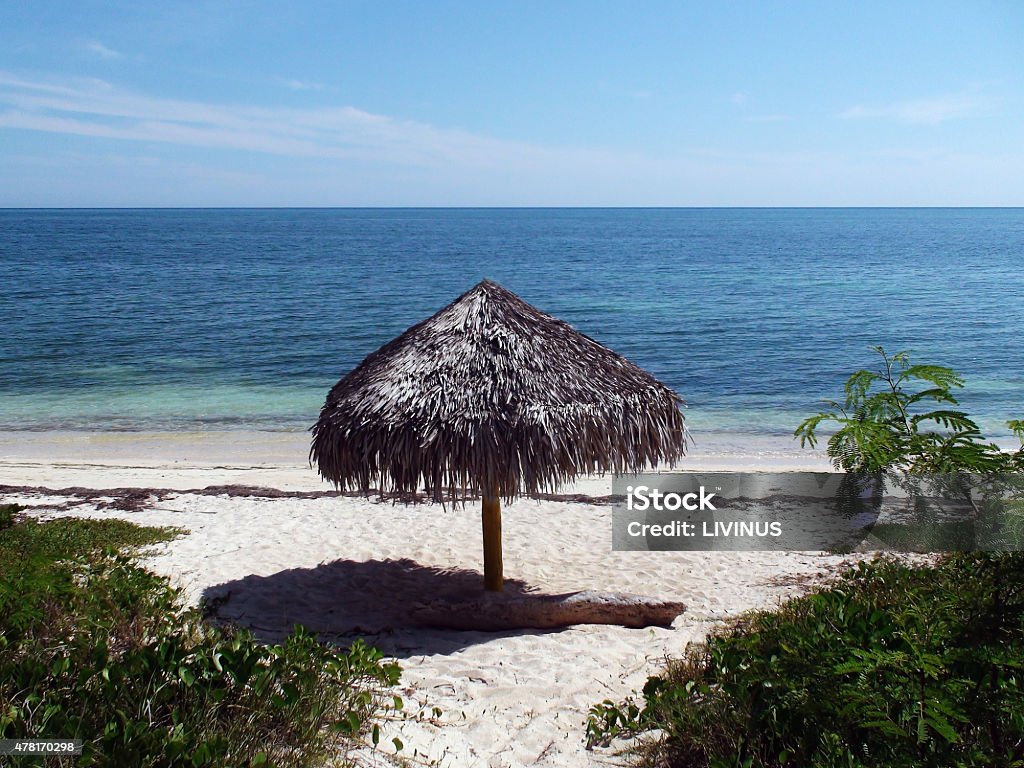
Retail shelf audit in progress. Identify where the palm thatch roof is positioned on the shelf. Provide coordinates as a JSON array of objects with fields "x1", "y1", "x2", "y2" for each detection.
[{"x1": 311, "y1": 279, "x2": 687, "y2": 502}]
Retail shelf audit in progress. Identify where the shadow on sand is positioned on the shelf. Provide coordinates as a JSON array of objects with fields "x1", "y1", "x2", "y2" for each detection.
[{"x1": 201, "y1": 558, "x2": 550, "y2": 657}]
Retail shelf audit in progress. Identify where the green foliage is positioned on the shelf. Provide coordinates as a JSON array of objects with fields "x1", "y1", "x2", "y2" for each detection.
[
  {"x1": 0, "y1": 503, "x2": 21, "y2": 529},
  {"x1": 587, "y1": 553, "x2": 1024, "y2": 767},
  {"x1": 794, "y1": 347, "x2": 1020, "y2": 474},
  {"x1": 0, "y1": 514, "x2": 402, "y2": 767},
  {"x1": 1, "y1": 513, "x2": 180, "y2": 566},
  {"x1": 590, "y1": 350, "x2": 1024, "y2": 767},
  {"x1": 0, "y1": 515, "x2": 182, "y2": 638}
]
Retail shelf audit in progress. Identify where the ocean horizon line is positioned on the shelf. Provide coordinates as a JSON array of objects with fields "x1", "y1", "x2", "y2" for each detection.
[{"x1": 3, "y1": 205, "x2": 1024, "y2": 212}]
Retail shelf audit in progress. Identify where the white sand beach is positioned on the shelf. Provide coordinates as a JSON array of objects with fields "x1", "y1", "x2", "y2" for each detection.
[{"x1": 0, "y1": 431, "x2": 871, "y2": 767}]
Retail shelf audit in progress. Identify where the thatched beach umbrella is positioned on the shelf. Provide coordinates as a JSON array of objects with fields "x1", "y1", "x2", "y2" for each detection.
[{"x1": 311, "y1": 279, "x2": 687, "y2": 592}]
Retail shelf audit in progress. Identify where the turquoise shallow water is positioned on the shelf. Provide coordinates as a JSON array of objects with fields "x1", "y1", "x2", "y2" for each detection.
[{"x1": 1, "y1": 208, "x2": 1023, "y2": 437}]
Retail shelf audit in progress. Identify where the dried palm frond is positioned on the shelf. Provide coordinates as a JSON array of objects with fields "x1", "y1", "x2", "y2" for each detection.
[{"x1": 311, "y1": 279, "x2": 687, "y2": 502}]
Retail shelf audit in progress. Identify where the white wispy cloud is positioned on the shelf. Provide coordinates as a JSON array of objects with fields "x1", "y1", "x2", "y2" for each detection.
[
  {"x1": 0, "y1": 72, "x2": 497, "y2": 166},
  {"x1": 279, "y1": 78, "x2": 324, "y2": 92},
  {"x1": 730, "y1": 91, "x2": 748, "y2": 105},
  {"x1": 0, "y1": 71, "x2": 624, "y2": 174},
  {"x1": 2, "y1": 72, "x2": 1020, "y2": 205},
  {"x1": 840, "y1": 92, "x2": 985, "y2": 124},
  {"x1": 84, "y1": 40, "x2": 122, "y2": 59}
]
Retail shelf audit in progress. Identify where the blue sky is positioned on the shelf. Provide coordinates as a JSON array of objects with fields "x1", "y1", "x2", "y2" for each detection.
[{"x1": 1, "y1": 1, "x2": 1021, "y2": 206}]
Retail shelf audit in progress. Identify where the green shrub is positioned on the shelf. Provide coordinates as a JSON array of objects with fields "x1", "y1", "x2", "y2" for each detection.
[
  {"x1": 0, "y1": 503, "x2": 20, "y2": 530},
  {"x1": 794, "y1": 347, "x2": 1022, "y2": 474},
  {"x1": 588, "y1": 553, "x2": 1024, "y2": 767},
  {"x1": 591, "y1": 350, "x2": 1024, "y2": 766},
  {"x1": 0, "y1": 515, "x2": 402, "y2": 767}
]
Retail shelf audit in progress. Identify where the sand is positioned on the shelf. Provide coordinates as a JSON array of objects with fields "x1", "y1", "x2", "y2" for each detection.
[{"x1": 1, "y1": 430, "x2": 869, "y2": 767}]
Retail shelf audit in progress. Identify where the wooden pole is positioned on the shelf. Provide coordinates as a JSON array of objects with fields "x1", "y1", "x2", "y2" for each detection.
[{"x1": 482, "y1": 491, "x2": 503, "y2": 592}]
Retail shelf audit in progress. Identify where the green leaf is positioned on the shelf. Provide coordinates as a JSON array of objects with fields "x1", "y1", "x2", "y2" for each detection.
[
  {"x1": 178, "y1": 666, "x2": 196, "y2": 686},
  {"x1": 926, "y1": 713, "x2": 960, "y2": 743}
]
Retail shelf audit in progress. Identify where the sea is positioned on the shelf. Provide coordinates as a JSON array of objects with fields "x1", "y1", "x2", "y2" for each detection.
[{"x1": 2, "y1": 208, "x2": 1022, "y2": 441}]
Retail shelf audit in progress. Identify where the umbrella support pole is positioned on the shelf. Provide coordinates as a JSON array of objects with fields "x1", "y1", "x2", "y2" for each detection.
[{"x1": 482, "y1": 492, "x2": 503, "y2": 592}]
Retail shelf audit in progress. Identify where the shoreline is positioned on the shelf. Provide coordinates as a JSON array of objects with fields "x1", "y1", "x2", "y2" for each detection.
[{"x1": 0, "y1": 429, "x2": 833, "y2": 492}]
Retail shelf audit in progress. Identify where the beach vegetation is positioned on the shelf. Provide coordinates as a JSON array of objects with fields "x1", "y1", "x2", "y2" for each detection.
[
  {"x1": 0, "y1": 502, "x2": 19, "y2": 529},
  {"x1": 794, "y1": 346, "x2": 1023, "y2": 474},
  {"x1": 588, "y1": 350, "x2": 1024, "y2": 766},
  {"x1": 0, "y1": 509, "x2": 402, "y2": 766},
  {"x1": 586, "y1": 552, "x2": 1024, "y2": 766}
]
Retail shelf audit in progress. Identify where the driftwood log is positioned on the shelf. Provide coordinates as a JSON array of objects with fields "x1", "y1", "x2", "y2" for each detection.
[{"x1": 412, "y1": 590, "x2": 685, "y2": 631}]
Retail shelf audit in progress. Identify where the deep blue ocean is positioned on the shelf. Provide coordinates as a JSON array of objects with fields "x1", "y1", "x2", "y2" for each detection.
[{"x1": 1, "y1": 208, "x2": 1022, "y2": 438}]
